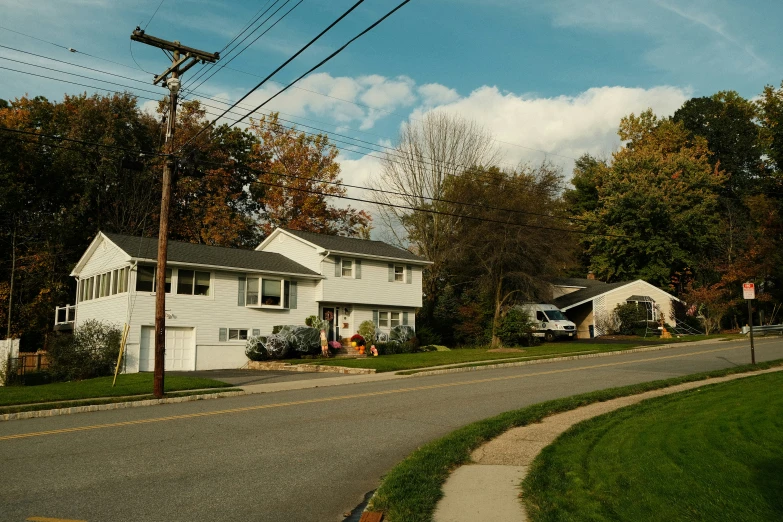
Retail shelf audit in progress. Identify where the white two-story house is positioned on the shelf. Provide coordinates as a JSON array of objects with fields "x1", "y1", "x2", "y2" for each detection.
[{"x1": 60, "y1": 229, "x2": 429, "y2": 372}]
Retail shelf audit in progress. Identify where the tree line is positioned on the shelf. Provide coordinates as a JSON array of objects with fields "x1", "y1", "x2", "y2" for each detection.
[
  {"x1": 2, "y1": 80, "x2": 783, "y2": 349},
  {"x1": 0, "y1": 93, "x2": 369, "y2": 349}
]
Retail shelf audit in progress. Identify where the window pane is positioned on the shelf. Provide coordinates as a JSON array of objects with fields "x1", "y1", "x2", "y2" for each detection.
[
  {"x1": 178, "y1": 269, "x2": 194, "y2": 295},
  {"x1": 118, "y1": 268, "x2": 127, "y2": 293},
  {"x1": 229, "y1": 329, "x2": 239, "y2": 340},
  {"x1": 164, "y1": 269, "x2": 172, "y2": 293},
  {"x1": 342, "y1": 259, "x2": 352, "y2": 277},
  {"x1": 379, "y1": 311, "x2": 388, "y2": 327},
  {"x1": 136, "y1": 266, "x2": 155, "y2": 292},
  {"x1": 239, "y1": 329, "x2": 248, "y2": 340},
  {"x1": 262, "y1": 279, "x2": 281, "y2": 306},
  {"x1": 110, "y1": 270, "x2": 117, "y2": 295},
  {"x1": 391, "y1": 312, "x2": 401, "y2": 327},
  {"x1": 394, "y1": 265, "x2": 404, "y2": 282},
  {"x1": 246, "y1": 278, "x2": 259, "y2": 305},
  {"x1": 194, "y1": 271, "x2": 210, "y2": 296},
  {"x1": 100, "y1": 273, "x2": 109, "y2": 298}
]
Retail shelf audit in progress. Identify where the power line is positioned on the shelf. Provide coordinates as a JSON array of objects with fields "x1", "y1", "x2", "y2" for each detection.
[
  {"x1": 179, "y1": 0, "x2": 369, "y2": 152},
  {"x1": 144, "y1": 0, "x2": 167, "y2": 31},
  {"x1": 0, "y1": 126, "x2": 167, "y2": 157},
  {"x1": 183, "y1": 0, "x2": 299, "y2": 92},
  {"x1": 226, "y1": 0, "x2": 412, "y2": 130},
  {"x1": 0, "y1": 57, "x2": 546, "y2": 194},
  {"x1": 186, "y1": 0, "x2": 304, "y2": 94},
  {"x1": 1, "y1": 25, "x2": 576, "y2": 162}
]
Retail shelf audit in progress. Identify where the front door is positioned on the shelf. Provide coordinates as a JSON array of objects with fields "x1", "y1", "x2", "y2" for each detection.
[{"x1": 322, "y1": 307, "x2": 338, "y2": 342}]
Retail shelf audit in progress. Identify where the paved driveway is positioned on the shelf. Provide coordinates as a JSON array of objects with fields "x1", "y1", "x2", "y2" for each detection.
[{"x1": 169, "y1": 368, "x2": 340, "y2": 386}]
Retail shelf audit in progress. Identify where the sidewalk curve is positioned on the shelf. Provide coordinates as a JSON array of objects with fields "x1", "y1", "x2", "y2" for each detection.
[{"x1": 433, "y1": 366, "x2": 783, "y2": 522}]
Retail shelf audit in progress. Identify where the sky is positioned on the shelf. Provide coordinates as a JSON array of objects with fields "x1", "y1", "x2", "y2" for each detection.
[{"x1": 1, "y1": 0, "x2": 782, "y2": 210}]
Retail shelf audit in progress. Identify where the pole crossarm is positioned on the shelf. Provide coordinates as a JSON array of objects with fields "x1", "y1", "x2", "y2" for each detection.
[{"x1": 131, "y1": 28, "x2": 219, "y2": 62}]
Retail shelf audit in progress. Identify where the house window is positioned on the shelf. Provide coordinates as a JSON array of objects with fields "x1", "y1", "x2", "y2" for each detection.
[
  {"x1": 378, "y1": 311, "x2": 389, "y2": 328},
  {"x1": 100, "y1": 273, "x2": 109, "y2": 298},
  {"x1": 342, "y1": 259, "x2": 353, "y2": 277},
  {"x1": 118, "y1": 267, "x2": 128, "y2": 293},
  {"x1": 177, "y1": 270, "x2": 210, "y2": 296},
  {"x1": 390, "y1": 312, "x2": 401, "y2": 328},
  {"x1": 394, "y1": 265, "x2": 404, "y2": 282},
  {"x1": 246, "y1": 277, "x2": 259, "y2": 305},
  {"x1": 136, "y1": 266, "x2": 171, "y2": 293},
  {"x1": 262, "y1": 278, "x2": 282, "y2": 306},
  {"x1": 228, "y1": 328, "x2": 248, "y2": 341}
]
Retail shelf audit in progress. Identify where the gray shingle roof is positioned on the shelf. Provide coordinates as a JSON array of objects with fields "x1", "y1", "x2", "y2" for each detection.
[
  {"x1": 553, "y1": 281, "x2": 633, "y2": 310},
  {"x1": 103, "y1": 233, "x2": 320, "y2": 276},
  {"x1": 551, "y1": 277, "x2": 608, "y2": 288},
  {"x1": 283, "y1": 229, "x2": 426, "y2": 262}
]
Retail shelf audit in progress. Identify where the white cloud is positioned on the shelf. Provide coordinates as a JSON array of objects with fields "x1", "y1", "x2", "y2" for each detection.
[
  {"x1": 418, "y1": 83, "x2": 460, "y2": 106},
  {"x1": 407, "y1": 84, "x2": 691, "y2": 175}
]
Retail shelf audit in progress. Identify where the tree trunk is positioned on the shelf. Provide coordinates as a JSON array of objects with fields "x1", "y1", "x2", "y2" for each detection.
[{"x1": 490, "y1": 277, "x2": 503, "y2": 348}]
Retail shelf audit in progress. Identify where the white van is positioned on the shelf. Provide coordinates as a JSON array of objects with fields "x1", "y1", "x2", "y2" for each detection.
[{"x1": 517, "y1": 303, "x2": 577, "y2": 342}]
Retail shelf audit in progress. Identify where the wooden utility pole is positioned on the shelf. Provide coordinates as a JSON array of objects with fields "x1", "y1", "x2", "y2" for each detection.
[{"x1": 130, "y1": 28, "x2": 218, "y2": 398}]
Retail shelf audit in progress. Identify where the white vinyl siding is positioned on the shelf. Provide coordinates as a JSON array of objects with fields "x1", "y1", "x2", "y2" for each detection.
[{"x1": 321, "y1": 257, "x2": 423, "y2": 308}]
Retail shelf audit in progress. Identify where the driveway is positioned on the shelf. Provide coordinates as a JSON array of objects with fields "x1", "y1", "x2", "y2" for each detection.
[{"x1": 169, "y1": 368, "x2": 341, "y2": 386}]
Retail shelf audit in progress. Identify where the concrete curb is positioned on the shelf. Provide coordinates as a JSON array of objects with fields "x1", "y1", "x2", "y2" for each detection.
[
  {"x1": 0, "y1": 390, "x2": 249, "y2": 422},
  {"x1": 406, "y1": 340, "x2": 736, "y2": 377}
]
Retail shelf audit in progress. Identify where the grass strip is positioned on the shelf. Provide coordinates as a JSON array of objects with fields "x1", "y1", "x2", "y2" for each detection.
[
  {"x1": 285, "y1": 336, "x2": 737, "y2": 373},
  {"x1": 0, "y1": 388, "x2": 244, "y2": 415},
  {"x1": 366, "y1": 358, "x2": 783, "y2": 522},
  {"x1": 522, "y1": 372, "x2": 783, "y2": 521},
  {"x1": 0, "y1": 374, "x2": 232, "y2": 407}
]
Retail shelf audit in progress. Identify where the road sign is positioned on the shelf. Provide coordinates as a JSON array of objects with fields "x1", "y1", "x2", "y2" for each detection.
[{"x1": 743, "y1": 282, "x2": 755, "y2": 300}]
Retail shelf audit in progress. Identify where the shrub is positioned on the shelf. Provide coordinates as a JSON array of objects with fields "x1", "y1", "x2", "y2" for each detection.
[
  {"x1": 390, "y1": 325, "x2": 416, "y2": 343},
  {"x1": 374, "y1": 336, "x2": 420, "y2": 355},
  {"x1": 305, "y1": 315, "x2": 329, "y2": 332},
  {"x1": 415, "y1": 325, "x2": 442, "y2": 346},
  {"x1": 358, "y1": 320, "x2": 376, "y2": 341},
  {"x1": 614, "y1": 303, "x2": 648, "y2": 335},
  {"x1": 47, "y1": 320, "x2": 121, "y2": 381},
  {"x1": 497, "y1": 308, "x2": 537, "y2": 347},
  {"x1": 245, "y1": 336, "x2": 269, "y2": 361}
]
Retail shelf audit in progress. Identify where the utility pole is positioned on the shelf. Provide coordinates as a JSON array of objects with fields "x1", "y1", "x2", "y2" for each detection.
[{"x1": 130, "y1": 28, "x2": 218, "y2": 398}]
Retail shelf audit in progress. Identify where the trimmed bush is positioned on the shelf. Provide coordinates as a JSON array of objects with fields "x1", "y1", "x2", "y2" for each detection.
[
  {"x1": 415, "y1": 325, "x2": 442, "y2": 346},
  {"x1": 47, "y1": 320, "x2": 121, "y2": 381},
  {"x1": 614, "y1": 303, "x2": 648, "y2": 335},
  {"x1": 358, "y1": 320, "x2": 376, "y2": 341}
]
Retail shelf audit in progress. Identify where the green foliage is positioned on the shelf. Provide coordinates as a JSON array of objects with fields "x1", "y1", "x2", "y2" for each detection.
[
  {"x1": 305, "y1": 315, "x2": 329, "y2": 331},
  {"x1": 613, "y1": 303, "x2": 647, "y2": 335},
  {"x1": 47, "y1": 320, "x2": 121, "y2": 382},
  {"x1": 357, "y1": 320, "x2": 376, "y2": 341},
  {"x1": 245, "y1": 336, "x2": 269, "y2": 361},
  {"x1": 414, "y1": 325, "x2": 442, "y2": 346},
  {"x1": 497, "y1": 307, "x2": 537, "y2": 347}
]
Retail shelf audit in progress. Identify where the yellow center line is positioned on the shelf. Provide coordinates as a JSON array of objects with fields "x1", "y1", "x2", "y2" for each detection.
[
  {"x1": 27, "y1": 517, "x2": 87, "y2": 522},
  {"x1": 0, "y1": 344, "x2": 761, "y2": 442}
]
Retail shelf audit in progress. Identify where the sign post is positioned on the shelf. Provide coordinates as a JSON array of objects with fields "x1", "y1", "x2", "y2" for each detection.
[{"x1": 743, "y1": 282, "x2": 756, "y2": 364}]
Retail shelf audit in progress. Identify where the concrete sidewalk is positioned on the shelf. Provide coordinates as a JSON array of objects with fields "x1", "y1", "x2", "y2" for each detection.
[{"x1": 432, "y1": 366, "x2": 783, "y2": 522}]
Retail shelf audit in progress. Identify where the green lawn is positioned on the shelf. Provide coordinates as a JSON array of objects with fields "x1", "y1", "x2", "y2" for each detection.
[
  {"x1": 0, "y1": 374, "x2": 232, "y2": 407},
  {"x1": 524, "y1": 371, "x2": 783, "y2": 522},
  {"x1": 285, "y1": 335, "x2": 734, "y2": 373},
  {"x1": 365, "y1": 360, "x2": 783, "y2": 522}
]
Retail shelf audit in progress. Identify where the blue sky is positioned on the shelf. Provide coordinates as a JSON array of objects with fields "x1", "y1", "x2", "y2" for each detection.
[{"x1": 1, "y1": 0, "x2": 782, "y2": 192}]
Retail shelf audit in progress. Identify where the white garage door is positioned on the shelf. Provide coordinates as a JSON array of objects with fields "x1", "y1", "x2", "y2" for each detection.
[{"x1": 139, "y1": 326, "x2": 195, "y2": 372}]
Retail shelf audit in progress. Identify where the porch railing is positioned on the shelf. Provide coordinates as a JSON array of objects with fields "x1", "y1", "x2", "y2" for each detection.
[{"x1": 54, "y1": 304, "x2": 76, "y2": 326}]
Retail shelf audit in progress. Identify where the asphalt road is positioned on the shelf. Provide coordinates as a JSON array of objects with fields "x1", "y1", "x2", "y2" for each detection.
[{"x1": 1, "y1": 337, "x2": 781, "y2": 522}]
